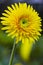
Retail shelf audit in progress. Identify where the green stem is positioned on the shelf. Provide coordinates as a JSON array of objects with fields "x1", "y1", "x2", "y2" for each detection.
[{"x1": 9, "y1": 41, "x2": 15, "y2": 65}]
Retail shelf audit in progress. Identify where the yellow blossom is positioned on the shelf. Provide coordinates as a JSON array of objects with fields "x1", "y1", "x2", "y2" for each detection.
[
  {"x1": 1, "y1": 3, "x2": 42, "y2": 60},
  {"x1": 15, "y1": 63, "x2": 22, "y2": 65}
]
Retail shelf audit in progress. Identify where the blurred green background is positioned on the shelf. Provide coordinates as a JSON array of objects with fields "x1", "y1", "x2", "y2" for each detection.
[{"x1": 0, "y1": 0, "x2": 43, "y2": 65}]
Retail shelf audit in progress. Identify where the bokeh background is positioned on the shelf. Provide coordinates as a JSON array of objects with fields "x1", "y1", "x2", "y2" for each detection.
[{"x1": 0, "y1": 0, "x2": 43, "y2": 65}]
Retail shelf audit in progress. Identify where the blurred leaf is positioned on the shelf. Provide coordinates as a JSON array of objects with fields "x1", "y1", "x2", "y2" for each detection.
[
  {"x1": 28, "y1": 60, "x2": 40, "y2": 65},
  {"x1": 30, "y1": 35, "x2": 43, "y2": 63},
  {"x1": 0, "y1": 30, "x2": 14, "y2": 47}
]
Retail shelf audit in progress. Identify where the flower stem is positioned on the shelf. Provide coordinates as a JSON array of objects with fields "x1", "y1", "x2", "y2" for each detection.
[{"x1": 9, "y1": 41, "x2": 15, "y2": 65}]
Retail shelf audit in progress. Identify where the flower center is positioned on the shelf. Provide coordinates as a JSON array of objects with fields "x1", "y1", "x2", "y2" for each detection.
[{"x1": 20, "y1": 18, "x2": 29, "y2": 28}]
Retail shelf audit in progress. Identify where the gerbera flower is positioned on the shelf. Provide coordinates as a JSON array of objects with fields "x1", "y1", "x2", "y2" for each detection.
[
  {"x1": 1, "y1": 3, "x2": 42, "y2": 60},
  {"x1": 1, "y1": 3, "x2": 42, "y2": 43}
]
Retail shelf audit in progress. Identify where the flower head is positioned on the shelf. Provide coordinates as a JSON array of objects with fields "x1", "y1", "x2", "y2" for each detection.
[{"x1": 1, "y1": 3, "x2": 42, "y2": 44}]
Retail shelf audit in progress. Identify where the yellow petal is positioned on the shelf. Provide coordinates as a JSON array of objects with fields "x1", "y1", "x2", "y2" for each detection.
[
  {"x1": 7, "y1": 6, "x2": 13, "y2": 12},
  {"x1": 4, "y1": 10, "x2": 11, "y2": 15},
  {"x1": 2, "y1": 13, "x2": 9, "y2": 17},
  {"x1": 11, "y1": 4, "x2": 15, "y2": 9},
  {"x1": 8, "y1": 29, "x2": 17, "y2": 36},
  {"x1": 15, "y1": 3, "x2": 18, "y2": 9},
  {"x1": 20, "y1": 38, "x2": 33, "y2": 60},
  {"x1": 1, "y1": 21, "x2": 9, "y2": 25},
  {"x1": 1, "y1": 27, "x2": 10, "y2": 30}
]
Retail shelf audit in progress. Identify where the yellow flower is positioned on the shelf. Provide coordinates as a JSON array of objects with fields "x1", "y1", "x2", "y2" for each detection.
[
  {"x1": 1, "y1": 3, "x2": 42, "y2": 61},
  {"x1": 1, "y1": 3, "x2": 42, "y2": 44},
  {"x1": 14, "y1": 63, "x2": 22, "y2": 65}
]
